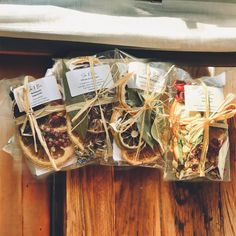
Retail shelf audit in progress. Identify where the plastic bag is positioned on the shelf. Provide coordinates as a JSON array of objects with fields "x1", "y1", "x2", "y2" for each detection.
[
  {"x1": 51, "y1": 49, "x2": 135, "y2": 167},
  {"x1": 4, "y1": 74, "x2": 76, "y2": 176},
  {"x1": 110, "y1": 60, "x2": 174, "y2": 168},
  {"x1": 164, "y1": 67, "x2": 235, "y2": 181}
]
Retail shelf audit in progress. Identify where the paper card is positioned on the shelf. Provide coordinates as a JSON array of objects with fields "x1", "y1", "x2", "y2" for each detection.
[
  {"x1": 28, "y1": 157, "x2": 78, "y2": 177},
  {"x1": 218, "y1": 137, "x2": 229, "y2": 180},
  {"x1": 184, "y1": 85, "x2": 224, "y2": 112},
  {"x1": 14, "y1": 75, "x2": 61, "y2": 112},
  {"x1": 66, "y1": 64, "x2": 114, "y2": 97},
  {"x1": 127, "y1": 62, "x2": 166, "y2": 93},
  {"x1": 112, "y1": 140, "x2": 123, "y2": 162}
]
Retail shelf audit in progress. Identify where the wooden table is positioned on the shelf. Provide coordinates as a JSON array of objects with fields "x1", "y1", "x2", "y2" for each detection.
[{"x1": 1, "y1": 49, "x2": 236, "y2": 236}]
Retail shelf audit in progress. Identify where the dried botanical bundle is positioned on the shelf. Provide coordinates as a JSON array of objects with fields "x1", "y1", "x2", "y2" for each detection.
[
  {"x1": 168, "y1": 72, "x2": 236, "y2": 181},
  {"x1": 58, "y1": 53, "x2": 130, "y2": 166},
  {"x1": 11, "y1": 76, "x2": 74, "y2": 171},
  {"x1": 111, "y1": 62, "x2": 174, "y2": 167}
]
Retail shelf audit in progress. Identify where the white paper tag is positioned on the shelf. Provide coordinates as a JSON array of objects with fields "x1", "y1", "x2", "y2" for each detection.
[
  {"x1": 112, "y1": 140, "x2": 123, "y2": 162},
  {"x1": 184, "y1": 85, "x2": 224, "y2": 112},
  {"x1": 14, "y1": 76, "x2": 62, "y2": 112},
  {"x1": 218, "y1": 137, "x2": 229, "y2": 180},
  {"x1": 32, "y1": 157, "x2": 77, "y2": 176},
  {"x1": 66, "y1": 64, "x2": 114, "y2": 97},
  {"x1": 128, "y1": 62, "x2": 166, "y2": 93}
]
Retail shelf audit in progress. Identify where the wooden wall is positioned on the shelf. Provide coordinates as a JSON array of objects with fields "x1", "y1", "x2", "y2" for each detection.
[{"x1": 0, "y1": 55, "x2": 51, "y2": 236}]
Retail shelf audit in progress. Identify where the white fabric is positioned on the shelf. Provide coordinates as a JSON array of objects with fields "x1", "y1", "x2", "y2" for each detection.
[{"x1": 1, "y1": 4, "x2": 236, "y2": 52}]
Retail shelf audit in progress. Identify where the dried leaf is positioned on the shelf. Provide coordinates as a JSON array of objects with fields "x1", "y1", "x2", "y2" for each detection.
[
  {"x1": 137, "y1": 109, "x2": 156, "y2": 149},
  {"x1": 151, "y1": 112, "x2": 166, "y2": 152},
  {"x1": 126, "y1": 87, "x2": 144, "y2": 107},
  {"x1": 61, "y1": 60, "x2": 88, "y2": 139}
]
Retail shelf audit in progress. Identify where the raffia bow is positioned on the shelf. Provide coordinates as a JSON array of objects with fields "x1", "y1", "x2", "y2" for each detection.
[
  {"x1": 15, "y1": 76, "x2": 65, "y2": 171},
  {"x1": 66, "y1": 57, "x2": 132, "y2": 159},
  {"x1": 179, "y1": 81, "x2": 236, "y2": 177}
]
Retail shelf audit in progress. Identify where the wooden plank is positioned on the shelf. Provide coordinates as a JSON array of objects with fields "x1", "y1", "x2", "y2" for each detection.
[
  {"x1": 0, "y1": 55, "x2": 51, "y2": 236},
  {"x1": 0, "y1": 151, "x2": 23, "y2": 236},
  {"x1": 114, "y1": 168, "x2": 162, "y2": 236},
  {"x1": 22, "y1": 162, "x2": 50, "y2": 236},
  {"x1": 65, "y1": 166, "x2": 115, "y2": 236},
  {"x1": 217, "y1": 67, "x2": 236, "y2": 236}
]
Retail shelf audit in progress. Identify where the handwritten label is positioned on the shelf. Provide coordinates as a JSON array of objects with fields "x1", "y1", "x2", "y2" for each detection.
[
  {"x1": 14, "y1": 76, "x2": 61, "y2": 112},
  {"x1": 184, "y1": 85, "x2": 224, "y2": 112},
  {"x1": 66, "y1": 64, "x2": 114, "y2": 97},
  {"x1": 127, "y1": 62, "x2": 166, "y2": 93}
]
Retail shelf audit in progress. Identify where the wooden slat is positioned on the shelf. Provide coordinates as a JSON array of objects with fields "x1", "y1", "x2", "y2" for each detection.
[
  {"x1": 114, "y1": 168, "x2": 162, "y2": 236},
  {"x1": 217, "y1": 67, "x2": 236, "y2": 236},
  {"x1": 22, "y1": 162, "x2": 50, "y2": 236},
  {"x1": 0, "y1": 151, "x2": 23, "y2": 236},
  {"x1": 65, "y1": 166, "x2": 115, "y2": 236},
  {"x1": 0, "y1": 55, "x2": 51, "y2": 236}
]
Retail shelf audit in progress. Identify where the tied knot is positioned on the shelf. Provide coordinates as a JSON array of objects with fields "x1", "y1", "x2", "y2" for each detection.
[
  {"x1": 96, "y1": 92, "x2": 104, "y2": 100},
  {"x1": 26, "y1": 109, "x2": 34, "y2": 116},
  {"x1": 143, "y1": 101, "x2": 153, "y2": 111}
]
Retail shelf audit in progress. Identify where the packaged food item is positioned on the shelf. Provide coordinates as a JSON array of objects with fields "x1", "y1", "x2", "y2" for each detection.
[
  {"x1": 110, "y1": 61, "x2": 174, "y2": 168},
  {"x1": 7, "y1": 75, "x2": 75, "y2": 175},
  {"x1": 52, "y1": 50, "x2": 133, "y2": 166},
  {"x1": 165, "y1": 68, "x2": 236, "y2": 181}
]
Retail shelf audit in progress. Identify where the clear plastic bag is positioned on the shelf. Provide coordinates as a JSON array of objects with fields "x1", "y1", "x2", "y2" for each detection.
[
  {"x1": 1, "y1": 78, "x2": 23, "y2": 171},
  {"x1": 164, "y1": 67, "x2": 234, "y2": 181},
  {"x1": 3, "y1": 74, "x2": 76, "y2": 177},
  {"x1": 51, "y1": 49, "x2": 135, "y2": 167},
  {"x1": 110, "y1": 60, "x2": 174, "y2": 168}
]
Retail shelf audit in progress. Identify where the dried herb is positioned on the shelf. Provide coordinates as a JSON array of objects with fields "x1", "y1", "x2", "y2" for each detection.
[
  {"x1": 61, "y1": 60, "x2": 88, "y2": 139},
  {"x1": 125, "y1": 87, "x2": 144, "y2": 107},
  {"x1": 151, "y1": 110, "x2": 166, "y2": 152},
  {"x1": 137, "y1": 109, "x2": 156, "y2": 149}
]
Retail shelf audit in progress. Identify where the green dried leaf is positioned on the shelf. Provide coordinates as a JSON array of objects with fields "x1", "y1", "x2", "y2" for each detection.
[
  {"x1": 61, "y1": 60, "x2": 88, "y2": 139},
  {"x1": 126, "y1": 87, "x2": 144, "y2": 107},
  {"x1": 137, "y1": 110, "x2": 156, "y2": 149},
  {"x1": 151, "y1": 113, "x2": 166, "y2": 152}
]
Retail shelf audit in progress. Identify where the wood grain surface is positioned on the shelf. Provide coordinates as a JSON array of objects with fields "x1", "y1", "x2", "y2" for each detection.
[
  {"x1": 65, "y1": 66, "x2": 236, "y2": 236},
  {"x1": 0, "y1": 55, "x2": 52, "y2": 236},
  {"x1": 1, "y1": 51, "x2": 236, "y2": 236}
]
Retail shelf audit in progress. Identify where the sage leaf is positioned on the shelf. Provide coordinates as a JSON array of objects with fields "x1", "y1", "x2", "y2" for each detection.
[
  {"x1": 137, "y1": 110, "x2": 156, "y2": 149},
  {"x1": 151, "y1": 114, "x2": 166, "y2": 153},
  {"x1": 61, "y1": 60, "x2": 88, "y2": 139}
]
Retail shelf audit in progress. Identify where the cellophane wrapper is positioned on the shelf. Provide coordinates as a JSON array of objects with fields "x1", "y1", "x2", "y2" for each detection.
[
  {"x1": 51, "y1": 49, "x2": 137, "y2": 167},
  {"x1": 110, "y1": 58, "x2": 174, "y2": 169},
  {"x1": 3, "y1": 74, "x2": 76, "y2": 177},
  {"x1": 164, "y1": 66, "x2": 232, "y2": 181}
]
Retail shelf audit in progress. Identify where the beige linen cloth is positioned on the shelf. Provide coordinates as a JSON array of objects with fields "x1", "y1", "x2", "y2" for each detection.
[{"x1": 0, "y1": 3, "x2": 236, "y2": 52}]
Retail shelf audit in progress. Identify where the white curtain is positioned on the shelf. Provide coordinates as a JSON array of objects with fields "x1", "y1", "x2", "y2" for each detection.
[{"x1": 1, "y1": 2, "x2": 236, "y2": 52}]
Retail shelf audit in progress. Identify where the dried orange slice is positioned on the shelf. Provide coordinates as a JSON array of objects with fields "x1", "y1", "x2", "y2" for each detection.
[
  {"x1": 122, "y1": 144, "x2": 162, "y2": 165},
  {"x1": 111, "y1": 108, "x2": 163, "y2": 164},
  {"x1": 16, "y1": 107, "x2": 74, "y2": 169}
]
